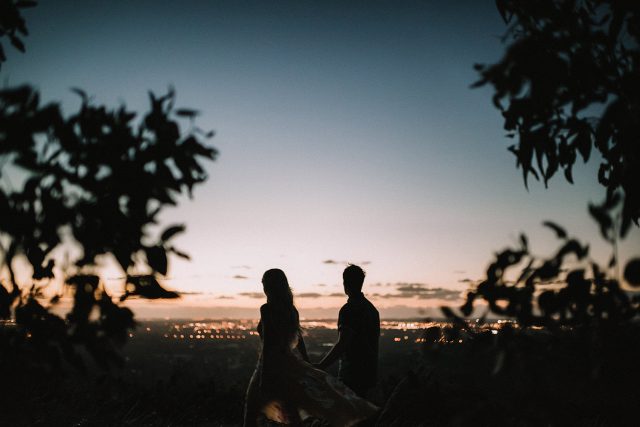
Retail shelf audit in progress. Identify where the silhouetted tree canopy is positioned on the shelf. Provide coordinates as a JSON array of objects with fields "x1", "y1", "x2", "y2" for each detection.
[
  {"x1": 451, "y1": 199, "x2": 640, "y2": 328},
  {"x1": 0, "y1": 0, "x2": 216, "y2": 370},
  {"x1": 474, "y1": 0, "x2": 640, "y2": 232},
  {"x1": 0, "y1": 0, "x2": 34, "y2": 68},
  {"x1": 442, "y1": 0, "x2": 640, "y2": 337}
]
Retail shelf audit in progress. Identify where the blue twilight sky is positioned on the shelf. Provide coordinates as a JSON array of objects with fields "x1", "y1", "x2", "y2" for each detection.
[{"x1": 2, "y1": 0, "x2": 638, "y2": 318}]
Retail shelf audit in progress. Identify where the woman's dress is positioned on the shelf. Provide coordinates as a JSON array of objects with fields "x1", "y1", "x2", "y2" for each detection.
[{"x1": 245, "y1": 303, "x2": 378, "y2": 426}]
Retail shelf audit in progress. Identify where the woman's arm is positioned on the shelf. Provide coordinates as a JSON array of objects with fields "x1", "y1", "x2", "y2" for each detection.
[
  {"x1": 296, "y1": 330, "x2": 310, "y2": 362},
  {"x1": 260, "y1": 304, "x2": 271, "y2": 349},
  {"x1": 259, "y1": 304, "x2": 273, "y2": 389}
]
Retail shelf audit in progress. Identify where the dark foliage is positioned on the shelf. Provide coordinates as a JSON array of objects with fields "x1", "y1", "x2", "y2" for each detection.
[
  {"x1": 393, "y1": 196, "x2": 640, "y2": 424},
  {"x1": 379, "y1": 322, "x2": 640, "y2": 426},
  {"x1": 0, "y1": 0, "x2": 216, "y2": 371},
  {"x1": 0, "y1": 0, "x2": 35, "y2": 68},
  {"x1": 450, "y1": 194, "x2": 639, "y2": 328},
  {"x1": 459, "y1": 0, "x2": 640, "y2": 329},
  {"x1": 474, "y1": 0, "x2": 640, "y2": 229},
  {"x1": 389, "y1": 2, "x2": 640, "y2": 424},
  {"x1": 423, "y1": 199, "x2": 640, "y2": 424}
]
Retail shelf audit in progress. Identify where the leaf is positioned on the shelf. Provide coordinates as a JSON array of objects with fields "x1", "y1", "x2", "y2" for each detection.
[
  {"x1": 575, "y1": 129, "x2": 592, "y2": 162},
  {"x1": 70, "y1": 87, "x2": 88, "y2": 103},
  {"x1": 516, "y1": 258, "x2": 535, "y2": 285},
  {"x1": 9, "y1": 36, "x2": 25, "y2": 53},
  {"x1": 470, "y1": 77, "x2": 488, "y2": 89},
  {"x1": 519, "y1": 234, "x2": 528, "y2": 251},
  {"x1": 604, "y1": 191, "x2": 621, "y2": 210},
  {"x1": 597, "y1": 163, "x2": 609, "y2": 185},
  {"x1": 175, "y1": 108, "x2": 200, "y2": 118},
  {"x1": 169, "y1": 247, "x2": 191, "y2": 261},
  {"x1": 460, "y1": 292, "x2": 475, "y2": 317},
  {"x1": 145, "y1": 245, "x2": 168, "y2": 276},
  {"x1": 33, "y1": 259, "x2": 55, "y2": 280},
  {"x1": 125, "y1": 275, "x2": 179, "y2": 299},
  {"x1": 161, "y1": 224, "x2": 186, "y2": 242},
  {"x1": 588, "y1": 203, "x2": 613, "y2": 242},
  {"x1": 495, "y1": 0, "x2": 512, "y2": 23},
  {"x1": 557, "y1": 239, "x2": 589, "y2": 261},
  {"x1": 624, "y1": 258, "x2": 640, "y2": 287},
  {"x1": 535, "y1": 260, "x2": 560, "y2": 281},
  {"x1": 542, "y1": 221, "x2": 567, "y2": 239},
  {"x1": 620, "y1": 210, "x2": 632, "y2": 239},
  {"x1": 563, "y1": 165, "x2": 574, "y2": 184}
]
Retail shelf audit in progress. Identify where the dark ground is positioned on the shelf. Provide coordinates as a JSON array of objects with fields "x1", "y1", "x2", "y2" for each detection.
[
  {"x1": 5, "y1": 320, "x2": 640, "y2": 426},
  {"x1": 2, "y1": 320, "x2": 426, "y2": 426}
]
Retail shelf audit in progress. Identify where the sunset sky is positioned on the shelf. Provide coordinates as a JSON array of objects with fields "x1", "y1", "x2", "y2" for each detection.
[{"x1": 3, "y1": 0, "x2": 639, "y2": 319}]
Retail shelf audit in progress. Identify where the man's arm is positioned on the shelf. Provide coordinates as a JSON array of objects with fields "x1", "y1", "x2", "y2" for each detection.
[{"x1": 316, "y1": 328, "x2": 354, "y2": 370}]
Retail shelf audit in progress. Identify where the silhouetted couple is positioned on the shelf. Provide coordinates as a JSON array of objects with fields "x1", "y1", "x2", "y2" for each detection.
[{"x1": 243, "y1": 265, "x2": 380, "y2": 427}]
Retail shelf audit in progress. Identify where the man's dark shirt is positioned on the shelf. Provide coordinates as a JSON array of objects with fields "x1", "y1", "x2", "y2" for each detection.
[{"x1": 337, "y1": 292, "x2": 380, "y2": 393}]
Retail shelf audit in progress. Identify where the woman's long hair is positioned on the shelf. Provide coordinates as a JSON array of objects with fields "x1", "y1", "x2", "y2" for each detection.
[{"x1": 262, "y1": 268, "x2": 300, "y2": 342}]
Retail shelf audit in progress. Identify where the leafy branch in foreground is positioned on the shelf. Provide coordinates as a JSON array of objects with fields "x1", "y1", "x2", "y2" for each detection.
[
  {"x1": 473, "y1": 0, "x2": 640, "y2": 229},
  {"x1": 391, "y1": 198, "x2": 640, "y2": 426},
  {"x1": 0, "y1": 0, "x2": 36, "y2": 68},
  {"x1": 0, "y1": 86, "x2": 216, "y2": 370},
  {"x1": 382, "y1": 2, "x2": 640, "y2": 425},
  {"x1": 446, "y1": 194, "x2": 639, "y2": 327}
]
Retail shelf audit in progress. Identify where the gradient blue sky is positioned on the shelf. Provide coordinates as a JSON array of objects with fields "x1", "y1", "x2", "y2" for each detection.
[{"x1": 3, "y1": 0, "x2": 638, "y2": 318}]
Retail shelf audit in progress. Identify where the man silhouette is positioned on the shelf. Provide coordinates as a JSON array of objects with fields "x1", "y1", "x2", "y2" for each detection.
[{"x1": 317, "y1": 264, "x2": 380, "y2": 398}]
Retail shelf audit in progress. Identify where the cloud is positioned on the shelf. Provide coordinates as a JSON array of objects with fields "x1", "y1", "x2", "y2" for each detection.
[
  {"x1": 370, "y1": 283, "x2": 462, "y2": 301},
  {"x1": 453, "y1": 270, "x2": 466, "y2": 274},
  {"x1": 238, "y1": 292, "x2": 264, "y2": 299},
  {"x1": 296, "y1": 292, "x2": 345, "y2": 299},
  {"x1": 323, "y1": 260, "x2": 371, "y2": 266},
  {"x1": 316, "y1": 283, "x2": 327, "y2": 287},
  {"x1": 216, "y1": 295, "x2": 235, "y2": 299},
  {"x1": 417, "y1": 288, "x2": 462, "y2": 301},
  {"x1": 396, "y1": 283, "x2": 430, "y2": 294},
  {"x1": 458, "y1": 278, "x2": 476, "y2": 283},
  {"x1": 235, "y1": 285, "x2": 460, "y2": 301},
  {"x1": 233, "y1": 275, "x2": 249, "y2": 280},
  {"x1": 232, "y1": 265, "x2": 251, "y2": 270},
  {"x1": 296, "y1": 293, "x2": 323, "y2": 299},
  {"x1": 237, "y1": 291, "x2": 345, "y2": 299},
  {"x1": 177, "y1": 291, "x2": 205, "y2": 295}
]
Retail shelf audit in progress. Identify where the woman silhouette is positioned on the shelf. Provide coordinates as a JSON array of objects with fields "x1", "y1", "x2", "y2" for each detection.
[{"x1": 243, "y1": 268, "x2": 378, "y2": 427}]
